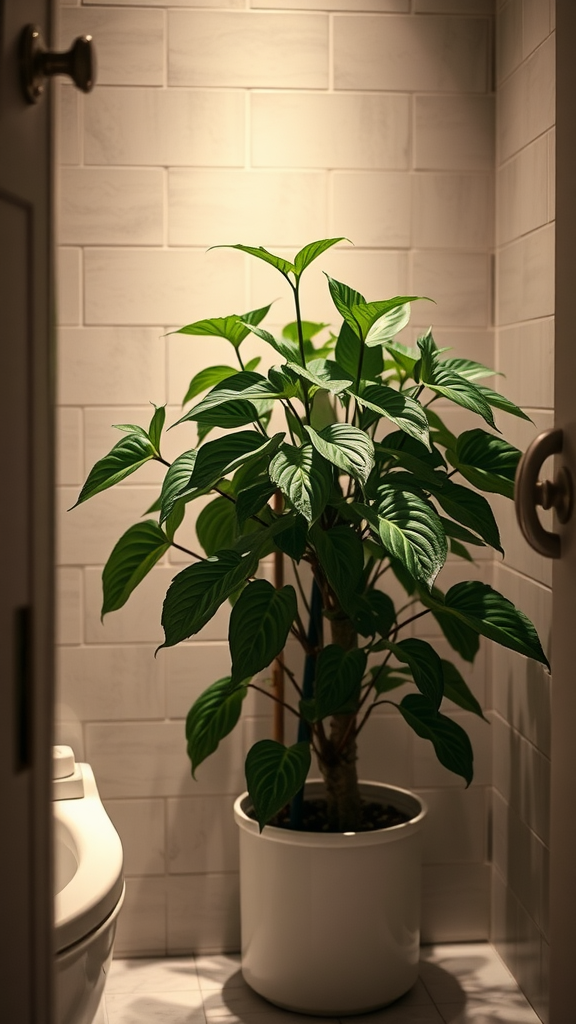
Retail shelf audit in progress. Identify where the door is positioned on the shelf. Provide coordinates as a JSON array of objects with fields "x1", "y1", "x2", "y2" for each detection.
[{"x1": 0, "y1": 1, "x2": 55, "y2": 1021}]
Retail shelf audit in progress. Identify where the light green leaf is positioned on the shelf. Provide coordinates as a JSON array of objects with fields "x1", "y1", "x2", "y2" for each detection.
[
  {"x1": 229, "y1": 580, "x2": 297, "y2": 685},
  {"x1": 335, "y1": 320, "x2": 384, "y2": 381},
  {"x1": 417, "y1": 332, "x2": 496, "y2": 428},
  {"x1": 102, "y1": 521, "x2": 170, "y2": 616},
  {"x1": 376, "y1": 487, "x2": 447, "y2": 591},
  {"x1": 324, "y1": 274, "x2": 366, "y2": 335},
  {"x1": 182, "y1": 365, "x2": 240, "y2": 406},
  {"x1": 245, "y1": 740, "x2": 312, "y2": 831},
  {"x1": 72, "y1": 433, "x2": 156, "y2": 507},
  {"x1": 241, "y1": 322, "x2": 301, "y2": 363},
  {"x1": 186, "y1": 677, "x2": 247, "y2": 776},
  {"x1": 355, "y1": 384, "x2": 431, "y2": 448},
  {"x1": 305, "y1": 423, "x2": 375, "y2": 486},
  {"x1": 171, "y1": 302, "x2": 271, "y2": 349},
  {"x1": 215, "y1": 243, "x2": 296, "y2": 277},
  {"x1": 159, "y1": 549, "x2": 259, "y2": 648},
  {"x1": 286, "y1": 358, "x2": 353, "y2": 395},
  {"x1": 398, "y1": 693, "x2": 473, "y2": 785},
  {"x1": 269, "y1": 443, "x2": 333, "y2": 523},
  {"x1": 294, "y1": 237, "x2": 347, "y2": 275},
  {"x1": 440, "y1": 357, "x2": 499, "y2": 381}
]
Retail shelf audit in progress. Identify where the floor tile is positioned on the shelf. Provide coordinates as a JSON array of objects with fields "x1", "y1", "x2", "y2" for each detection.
[
  {"x1": 194, "y1": 954, "x2": 243, "y2": 991},
  {"x1": 106, "y1": 989, "x2": 205, "y2": 1024},
  {"x1": 107, "y1": 957, "x2": 200, "y2": 994},
  {"x1": 420, "y1": 945, "x2": 517, "y2": 999},
  {"x1": 435, "y1": 992, "x2": 542, "y2": 1022}
]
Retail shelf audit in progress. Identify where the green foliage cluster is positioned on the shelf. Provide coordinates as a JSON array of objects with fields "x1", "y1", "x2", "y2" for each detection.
[{"x1": 73, "y1": 238, "x2": 549, "y2": 832}]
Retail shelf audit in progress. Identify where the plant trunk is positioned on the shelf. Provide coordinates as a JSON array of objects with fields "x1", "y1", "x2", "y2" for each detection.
[{"x1": 317, "y1": 612, "x2": 362, "y2": 831}]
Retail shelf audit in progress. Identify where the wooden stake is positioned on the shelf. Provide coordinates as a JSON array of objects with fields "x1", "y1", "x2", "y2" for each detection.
[{"x1": 272, "y1": 491, "x2": 284, "y2": 743}]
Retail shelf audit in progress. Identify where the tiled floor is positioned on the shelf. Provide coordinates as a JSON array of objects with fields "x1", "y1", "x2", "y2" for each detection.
[{"x1": 94, "y1": 944, "x2": 544, "y2": 1024}]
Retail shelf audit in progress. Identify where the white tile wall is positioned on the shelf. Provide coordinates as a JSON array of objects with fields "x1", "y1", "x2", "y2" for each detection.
[{"x1": 56, "y1": 0, "x2": 498, "y2": 957}]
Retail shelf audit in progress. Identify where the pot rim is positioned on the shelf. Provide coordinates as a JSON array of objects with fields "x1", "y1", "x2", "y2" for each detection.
[{"x1": 234, "y1": 779, "x2": 427, "y2": 848}]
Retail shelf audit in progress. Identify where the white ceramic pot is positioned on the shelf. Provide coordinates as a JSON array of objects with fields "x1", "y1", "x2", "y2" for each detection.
[{"x1": 234, "y1": 779, "x2": 427, "y2": 1016}]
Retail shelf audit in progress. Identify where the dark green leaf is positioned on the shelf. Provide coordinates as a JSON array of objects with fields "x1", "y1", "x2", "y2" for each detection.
[
  {"x1": 355, "y1": 384, "x2": 430, "y2": 448},
  {"x1": 196, "y1": 496, "x2": 238, "y2": 556},
  {"x1": 449, "y1": 538, "x2": 475, "y2": 562},
  {"x1": 159, "y1": 450, "x2": 198, "y2": 525},
  {"x1": 269, "y1": 443, "x2": 333, "y2": 523},
  {"x1": 441, "y1": 659, "x2": 487, "y2": 719},
  {"x1": 72, "y1": 433, "x2": 156, "y2": 507},
  {"x1": 235, "y1": 480, "x2": 276, "y2": 527},
  {"x1": 335, "y1": 320, "x2": 384, "y2": 381},
  {"x1": 376, "y1": 487, "x2": 447, "y2": 591},
  {"x1": 312, "y1": 524, "x2": 365, "y2": 614},
  {"x1": 447, "y1": 429, "x2": 521, "y2": 499},
  {"x1": 417, "y1": 332, "x2": 496, "y2": 428},
  {"x1": 245, "y1": 740, "x2": 312, "y2": 830},
  {"x1": 286, "y1": 358, "x2": 353, "y2": 395},
  {"x1": 398, "y1": 693, "x2": 473, "y2": 785},
  {"x1": 186, "y1": 677, "x2": 247, "y2": 776},
  {"x1": 148, "y1": 405, "x2": 166, "y2": 452},
  {"x1": 229, "y1": 580, "x2": 297, "y2": 685},
  {"x1": 324, "y1": 274, "x2": 366, "y2": 335},
  {"x1": 216, "y1": 243, "x2": 296, "y2": 277},
  {"x1": 476, "y1": 385, "x2": 533, "y2": 422},
  {"x1": 159, "y1": 549, "x2": 259, "y2": 648},
  {"x1": 439, "y1": 516, "x2": 485, "y2": 547},
  {"x1": 384, "y1": 637, "x2": 444, "y2": 710},
  {"x1": 172, "y1": 302, "x2": 272, "y2": 349},
  {"x1": 182, "y1": 365, "x2": 240, "y2": 406},
  {"x1": 445, "y1": 580, "x2": 550, "y2": 667},
  {"x1": 364, "y1": 589, "x2": 396, "y2": 637},
  {"x1": 189, "y1": 431, "x2": 284, "y2": 493},
  {"x1": 273, "y1": 514, "x2": 308, "y2": 561},
  {"x1": 102, "y1": 521, "x2": 170, "y2": 616},
  {"x1": 303, "y1": 645, "x2": 366, "y2": 722},
  {"x1": 431, "y1": 479, "x2": 503, "y2": 553}
]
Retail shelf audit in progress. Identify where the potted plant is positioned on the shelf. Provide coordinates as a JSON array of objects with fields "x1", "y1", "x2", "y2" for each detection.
[{"x1": 72, "y1": 238, "x2": 548, "y2": 1014}]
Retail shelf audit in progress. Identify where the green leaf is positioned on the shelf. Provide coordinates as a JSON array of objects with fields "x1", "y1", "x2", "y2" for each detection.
[
  {"x1": 355, "y1": 384, "x2": 431, "y2": 448},
  {"x1": 189, "y1": 431, "x2": 284, "y2": 493},
  {"x1": 229, "y1": 580, "x2": 297, "y2": 685},
  {"x1": 216, "y1": 243, "x2": 296, "y2": 277},
  {"x1": 449, "y1": 538, "x2": 475, "y2": 562},
  {"x1": 164, "y1": 498, "x2": 185, "y2": 542},
  {"x1": 235, "y1": 480, "x2": 276, "y2": 527},
  {"x1": 444, "y1": 580, "x2": 550, "y2": 667},
  {"x1": 417, "y1": 332, "x2": 497, "y2": 429},
  {"x1": 426, "y1": 408, "x2": 458, "y2": 450},
  {"x1": 245, "y1": 740, "x2": 312, "y2": 831},
  {"x1": 283, "y1": 320, "x2": 329, "y2": 344},
  {"x1": 101, "y1": 521, "x2": 170, "y2": 616},
  {"x1": 159, "y1": 450, "x2": 198, "y2": 525},
  {"x1": 286, "y1": 358, "x2": 353, "y2": 395},
  {"x1": 182, "y1": 365, "x2": 240, "y2": 406},
  {"x1": 398, "y1": 693, "x2": 474, "y2": 785},
  {"x1": 439, "y1": 516, "x2": 485, "y2": 547},
  {"x1": 370, "y1": 663, "x2": 412, "y2": 695},
  {"x1": 440, "y1": 357, "x2": 499, "y2": 382},
  {"x1": 269, "y1": 443, "x2": 333, "y2": 523},
  {"x1": 172, "y1": 302, "x2": 272, "y2": 349},
  {"x1": 376, "y1": 487, "x2": 447, "y2": 591},
  {"x1": 384, "y1": 637, "x2": 444, "y2": 710},
  {"x1": 302, "y1": 645, "x2": 366, "y2": 722},
  {"x1": 159, "y1": 549, "x2": 259, "y2": 648},
  {"x1": 364, "y1": 302, "x2": 413, "y2": 346},
  {"x1": 273, "y1": 514, "x2": 308, "y2": 561},
  {"x1": 441, "y1": 659, "x2": 487, "y2": 719},
  {"x1": 431, "y1": 479, "x2": 503, "y2": 553},
  {"x1": 72, "y1": 433, "x2": 156, "y2": 506},
  {"x1": 241, "y1": 322, "x2": 300, "y2": 363},
  {"x1": 476, "y1": 385, "x2": 533, "y2": 422},
  {"x1": 148, "y1": 405, "x2": 166, "y2": 452},
  {"x1": 447, "y1": 429, "x2": 521, "y2": 499},
  {"x1": 311, "y1": 524, "x2": 365, "y2": 616},
  {"x1": 293, "y1": 237, "x2": 347, "y2": 275},
  {"x1": 305, "y1": 423, "x2": 375, "y2": 486},
  {"x1": 365, "y1": 589, "x2": 396, "y2": 637},
  {"x1": 324, "y1": 274, "x2": 366, "y2": 335},
  {"x1": 186, "y1": 677, "x2": 247, "y2": 776},
  {"x1": 196, "y1": 496, "x2": 238, "y2": 556},
  {"x1": 335, "y1": 320, "x2": 384, "y2": 382},
  {"x1": 177, "y1": 371, "x2": 268, "y2": 421}
]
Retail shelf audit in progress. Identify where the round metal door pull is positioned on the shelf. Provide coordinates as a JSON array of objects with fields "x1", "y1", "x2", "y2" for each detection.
[
  {"x1": 20, "y1": 24, "x2": 96, "y2": 104},
  {"x1": 514, "y1": 427, "x2": 573, "y2": 559}
]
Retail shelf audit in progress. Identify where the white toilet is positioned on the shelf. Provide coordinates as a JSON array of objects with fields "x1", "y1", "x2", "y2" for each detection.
[{"x1": 53, "y1": 746, "x2": 125, "y2": 1024}]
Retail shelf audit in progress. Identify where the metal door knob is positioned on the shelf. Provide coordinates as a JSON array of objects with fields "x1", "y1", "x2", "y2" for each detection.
[
  {"x1": 514, "y1": 427, "x2": 573, "y2": 559},
  {"x1": 20, "y1": 24, "x2": 96, "y2": 104}
]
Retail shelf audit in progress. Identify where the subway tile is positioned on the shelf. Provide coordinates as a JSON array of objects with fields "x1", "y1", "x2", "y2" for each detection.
[
  {"x1": 413, "y1": 712, "x2": 492, "y2": 789},
  {"x1": 84, "y1": 565, "x2": 231, "y2": 645},
  {"x1": 168, "y1": 170, "x2": 327, "y2": 249},
  {"x1": 522, "y1": 0, "x2": 551, "y2": 59},
  {"x1": 493, "y1": 563, "x2": 552, "y2": 657},
  {"x1": 113, "y1": 876, "x2": 167, "y2": 957},
  {"x1": 355, "y1": 713, "x2": 414, "y2": 789},
  {"x1": 421, "y1": 863, "x2": 491, "y2": 942},
  {"x1": 330, "y1": 172, "x2": 410, "y2": 248},
  {"x1": 419, "y1": 787, "x2": 487, "y2": 863},
  {"x1": 496, "y1": 319, "x2": 554, "y2": 409},
  {"x1": 167, "y1": 874, "x2": 240, "y2": 954},
  {"x1": 496, "y1": 136, "x2": 548, "y2": 245},
  {"x1": 58, "y1": 644, "x2": 164, "y2": 721},
  {"x1": 57, "y1": 84, "x2": 79, "y2": 165},
  {"x1": 84, "y1": 249, "x2": 246, "y2": 326},
  {"x1": 252, "y1": 0, "x2": 409, "y2": 7},
  {"x1": 414, "y1": 95, "x2": 495, "y2": 171},
  {"x1": 54, "y1": 711, "x2": 84, "y2": 761},
  {"x1": 497, "y1": 224, "x2": 555, "y2": 325},
  {"x1": 334, "y1": 15, "x2": 489, "y2": 93},
  {"x1": 414, "y1": 327, "x2": 494, "y2": 369},
  {"x1": 250, "y1": 247, "x2": 409, "y2": 326},
  {"x1": 57, "y1": 407, "x2": 83, "y2": 487},
  {"x1": 59, "y1": 169, "x2": 164, "y2": 246},
  {"x1": 492, "y1": 791, "x2": 547, "y2": 930},
  {"x1": 168, "y1": 11, "x2": 328, "y2": 89},
  {"x1": 57, "y1": 247, "x2": 81, "y2": 326},
  {"x1": 411, "y1": 252, "x2": 490, "y2": 327},
  {"x1": 56, "y1": 567, "x2": 83, "y2": 644},
  {"x1": 105, "y1": 799, "x2": 166, "y2": 876},
  {"x1": 167, "y1": 796, "x2": 239, "y2": 874},
  {"x1": 491, "y1": 645, "x2": 551, "y2": 760},
  {"x1": 165, "y1": 643, "x2": 233, "y2": 719},
  {"x1": 496, "y1": 0, "x2": 522, "y2": 83},
  {"x1": 414, "y1": 0, "x2": 494, "y2": 10},
  {"x1": 547, "y1": 127, "x2": 555, "y2": 222},
  {"x1": 497, "y1": 35, "x2": 555, "y2": 161},
  {"x1": 83, "y1": 0, "x2": 244, "y2": 5},
  {"x1": 59, "y1": 8, "x2": 164, "y2": 86},
  {"x1": 413, "y1": 173, "x2": 493, "y2": 250},
  {"x1": 85, "y1": 719, "x2": 244, "y2": 798},
  {"x1": 251, "y1": 92, "x2": 410, "y2": 170},
  {"x1": 57, "y1": 484, "x2": 161, "y2": 565},
  {"x1": 167, "y1": 333, "x2": 244, "y2": 408},
  {"x1": 58, "y1": 327, "x2": 166, "y2": 405},
  {"x1": 85, "y1": 87, "x2": 244, "y2": 167}
]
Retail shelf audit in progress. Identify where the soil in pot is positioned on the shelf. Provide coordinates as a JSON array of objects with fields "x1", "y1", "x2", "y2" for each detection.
[{"x1": 268, "y1": 797, "x2": 411, "y2": 833}]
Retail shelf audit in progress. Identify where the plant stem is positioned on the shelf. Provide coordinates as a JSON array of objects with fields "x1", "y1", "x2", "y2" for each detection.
[
  {"x1": 247, "y1": 684, "x2": 300, "y2": 718},
  {"x1": 293, "y1": 282, "x2": 311, "y2": 422},
  {"x1": 391, "y1": 606, "x2": 432, "y2": 634},
  {"x1": 170, "y1": 541, "x2": 206, "y2": 561}
]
